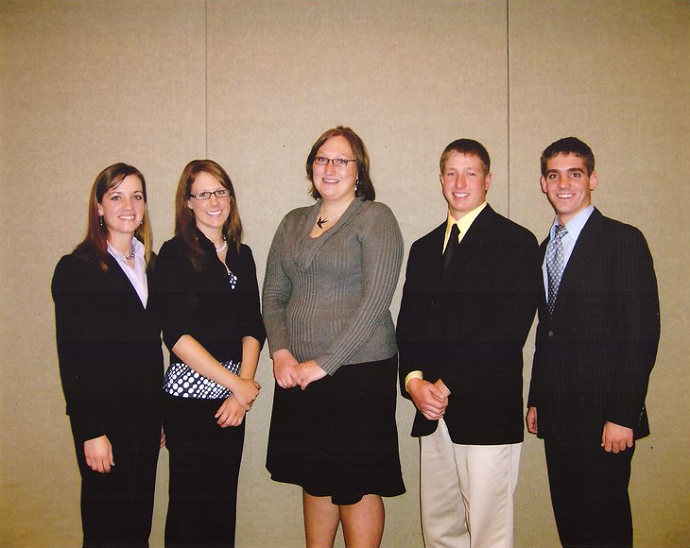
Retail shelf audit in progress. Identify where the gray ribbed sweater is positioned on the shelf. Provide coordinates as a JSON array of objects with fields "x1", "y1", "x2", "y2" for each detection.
[{"x1": 262, "y1": 198, "x2": 403, "y2": 375}]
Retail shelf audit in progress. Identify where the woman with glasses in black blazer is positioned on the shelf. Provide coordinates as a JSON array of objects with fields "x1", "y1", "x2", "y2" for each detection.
[{"x1": 152, "y1": 159, "x2": 264, "y2": 548}]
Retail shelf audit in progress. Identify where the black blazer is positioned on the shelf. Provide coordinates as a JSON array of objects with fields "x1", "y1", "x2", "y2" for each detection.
[
  {"x1": 527, "y1": 208, "x2": 660, "y2": 445},
  {"x1": 52, "y1": 253, "x2": 163, "y2": 444},
  {"x1": 397, "y1": 205, "x2": 541, "y2": 445},
  {"x1": 151, "y1": 233, "x2": 265, "y2": 364}
]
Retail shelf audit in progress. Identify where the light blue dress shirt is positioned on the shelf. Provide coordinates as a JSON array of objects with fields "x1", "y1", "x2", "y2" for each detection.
[{"x1": 542, "y1": 205, "x2": 595, "y2": 294}]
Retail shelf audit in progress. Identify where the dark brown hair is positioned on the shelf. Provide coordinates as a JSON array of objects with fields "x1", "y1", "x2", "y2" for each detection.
[
  {"x1": 540, "y1": 137, "x2": 595, "y2": 176},
  {"x1": 73, "y1": 163, "x2": 153, "y2": 270}
]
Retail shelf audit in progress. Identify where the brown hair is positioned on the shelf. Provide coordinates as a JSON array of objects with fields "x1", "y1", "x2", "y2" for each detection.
[
  {"x1": 174, "y1": 159, "x2": 243, "y2": 271},
  {"x1": 305, "y1": 126, "x2": 375, "y2": 201},
  {"x1": 73, "y1": 163, "x2": 153, "y2": 270}
]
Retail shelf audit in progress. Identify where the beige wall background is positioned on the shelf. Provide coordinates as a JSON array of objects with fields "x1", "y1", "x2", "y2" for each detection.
[{"x1": 1, "y1": 1, "x2": 688, "y2": 546}]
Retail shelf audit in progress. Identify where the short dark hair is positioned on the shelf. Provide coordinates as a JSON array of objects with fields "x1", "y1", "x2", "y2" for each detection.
[
  {"x1": 541, "y1": 137, "x2": 595, "y2": 176},
  {"x1": 440, "y1": 139, "x2": 491, "y2": 174},
  {"x1": 305, "y1": 126, "x2": 375, "y2": 201}
]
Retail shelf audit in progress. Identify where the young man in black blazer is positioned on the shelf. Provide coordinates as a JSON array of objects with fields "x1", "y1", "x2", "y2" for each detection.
[
  {"x1": 526, "y1": 137, "x2": 660, "y2": 547},
  {"x1": 397, "y1": 139, "x2": 541, "y2": 547}
]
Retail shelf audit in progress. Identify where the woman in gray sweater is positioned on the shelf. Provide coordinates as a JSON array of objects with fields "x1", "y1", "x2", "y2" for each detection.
[{"x1": 263, "y1": 126, "x2": 405, "y2": 548}]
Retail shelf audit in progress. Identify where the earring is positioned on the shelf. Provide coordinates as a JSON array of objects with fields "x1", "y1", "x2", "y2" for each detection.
[{"x1": 99, "y1": 216, "x2": 104, "y2": 228}]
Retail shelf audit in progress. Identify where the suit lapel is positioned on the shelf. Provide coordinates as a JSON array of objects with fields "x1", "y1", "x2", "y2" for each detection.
[
  {"x1": 421, "y1": 222, "x2": 446, "y2": 283},
  {"x1": 104, "y1": 254, "x2": 146, "y2": 311},
  {"x1": 443, "y1": 205, "x2": 495, "y2": 279},
  {"x1": 537, "y1": 239, "x2": 549, "y2": 311},
  {"x1": 554, "y1": 209, "x2": 604, "y2": 310}
]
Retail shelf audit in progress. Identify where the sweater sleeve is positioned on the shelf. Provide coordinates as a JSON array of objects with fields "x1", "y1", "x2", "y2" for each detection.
[
  {"x1": 261, "y1": 215, "x2": 293, "y2": 356},
  {"x1": 316, "y1": 204, "x2": 403, "y2": 374}
]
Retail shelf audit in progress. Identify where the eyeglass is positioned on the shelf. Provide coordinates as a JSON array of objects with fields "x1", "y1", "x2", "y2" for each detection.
[
  {"x1": 189, "y1": 189, "x2": 230, "y2": 200},
  {"x1": 314, "y1": 156, "x2": 357, "y2": 168}
]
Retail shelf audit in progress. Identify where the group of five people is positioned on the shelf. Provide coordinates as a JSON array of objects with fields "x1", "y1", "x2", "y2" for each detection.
[{"x1": 52, "y1": 128, "x2": 659, "y2": 548}]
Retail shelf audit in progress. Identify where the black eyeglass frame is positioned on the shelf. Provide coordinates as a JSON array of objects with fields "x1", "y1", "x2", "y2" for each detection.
[
  {"x1": 313, "y1": 156, "x2": 357, "y2": 168},
  {"x1": 189, "y1": 189, "x2": 231, "y2": 200}
]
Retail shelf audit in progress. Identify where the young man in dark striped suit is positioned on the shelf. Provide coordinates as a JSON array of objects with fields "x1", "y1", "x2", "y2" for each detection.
[{"x1": 526, "y1": 137, "x2": 660, "y2": 548}]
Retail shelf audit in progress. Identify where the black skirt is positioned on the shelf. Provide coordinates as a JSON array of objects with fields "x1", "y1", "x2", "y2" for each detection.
[{"x1": 266, "y1": 354, "x2": 405, "y2": 505}]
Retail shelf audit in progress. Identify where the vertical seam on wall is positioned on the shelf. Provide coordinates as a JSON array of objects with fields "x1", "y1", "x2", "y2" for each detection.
[
  {"x1": 506, "y1": 0, "x2": 511, "y2": 218},
  {"x1": 205, "y1": 0, "x2": 209, "y2": 157}
]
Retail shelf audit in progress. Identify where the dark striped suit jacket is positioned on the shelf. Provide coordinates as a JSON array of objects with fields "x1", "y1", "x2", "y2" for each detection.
[{"x1": 527, "y1": 208, "x2": 660, "y2": 445}]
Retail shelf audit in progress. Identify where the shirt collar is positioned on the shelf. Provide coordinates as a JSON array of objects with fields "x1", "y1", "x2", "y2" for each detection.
[
  {"x1": 550, "y1": 205, "x2": 595, "y2": 241},
  {"x1": 443, "y1": 202, "x2": 488, "y2": 250},
  {"x1": 107, "y1": 237, "x2": 145, "y2": 261},
  {"x1": 446, "y1": 201, "x2": 488, "y2": 234}
]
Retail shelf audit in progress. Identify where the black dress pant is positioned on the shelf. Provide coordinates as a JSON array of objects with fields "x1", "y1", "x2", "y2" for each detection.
[
  {"x1": 163, "y1": 395, "x2": 245, "y2": 548},
  {"x1": 544, "y1": 440, "x2": 634, "y2": 548},
  {"x1": 73, "y1": 430, "x2": 159, "y2": 548}
]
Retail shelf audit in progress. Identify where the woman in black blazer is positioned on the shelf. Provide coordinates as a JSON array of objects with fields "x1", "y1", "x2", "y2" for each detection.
[
  {"x1": 152, "y1": 160, "x2": 264, "y2": 548},
  {"x1": 52, "y1": 163, "x2": 164, "y2": 548}
]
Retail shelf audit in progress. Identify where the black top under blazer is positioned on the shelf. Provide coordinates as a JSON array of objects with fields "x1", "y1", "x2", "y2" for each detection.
[
  {"x1": 151, "y1": 232, "x2": 265, "y2": 365},
  {"x1": 52, "y1": 253, "x2": 164, "y2": 444},
  {"x1": 527, "y1": 208, "x2": 660, "y2": 445},
  {"x1": 397, "y1": 205, "x2": 542, "y2": 445}
]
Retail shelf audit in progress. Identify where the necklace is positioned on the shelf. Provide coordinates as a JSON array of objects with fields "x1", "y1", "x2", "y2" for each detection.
[
  {"x1": 124, "y1": 248, "x2": 135, "y2": 260},
  {"x1": 215, "y1": 236, "x2": 227, "y2": 253},
  {"x1": 316, "y1": 216, "x2": 329, "y2": 229}
]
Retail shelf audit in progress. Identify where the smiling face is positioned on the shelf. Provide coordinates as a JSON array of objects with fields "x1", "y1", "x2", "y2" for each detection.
[
  {"x1": 540, "y1": 152, "x2": 598, "y2": 224},
  {"x1": 97, "y1": 174, "x2": 145, "y2": 240},
  {"x1": 440, "y1": 152, "x2": 492, "y2": 219},
  {"x1": 187, "y1": 171, "x2": 231, "y2": 237},
  {"x1": 311, "y1": 135, "x2": 358, "y2": 205}
]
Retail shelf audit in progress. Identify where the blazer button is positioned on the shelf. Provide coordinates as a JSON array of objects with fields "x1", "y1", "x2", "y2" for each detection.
[{"x1": 548, "y1": 330, "x2": 554, "y2": 337}]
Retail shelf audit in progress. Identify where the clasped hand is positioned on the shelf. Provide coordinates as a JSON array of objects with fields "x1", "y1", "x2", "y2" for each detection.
[
  {"x1": 215, "y1": 377, "x2": 261, "y2": 428},
  {"x1": 231, "y1": 377, "x2": 261, "y2": 410},
  {"x1": 407, "y1": 378, "x2": 451, "y2": 421},
  {"x1": 273, "y1": 349, "x2": 327, "y2": 390},
  {"x1": 215, "y1": 395, "x2": 247, "y2": 427}
]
